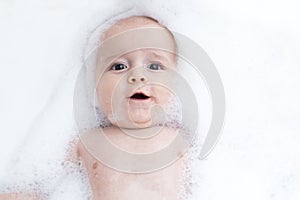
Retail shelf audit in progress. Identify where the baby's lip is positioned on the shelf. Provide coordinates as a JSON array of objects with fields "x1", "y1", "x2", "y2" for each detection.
[{"x1": 129, "y1": 91, "x2": 151, "y2": 100}]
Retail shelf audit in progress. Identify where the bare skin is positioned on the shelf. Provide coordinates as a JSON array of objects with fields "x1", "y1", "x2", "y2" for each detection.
[{"x1": 77, "y1": 126, "x2": 187, "y2": 200}]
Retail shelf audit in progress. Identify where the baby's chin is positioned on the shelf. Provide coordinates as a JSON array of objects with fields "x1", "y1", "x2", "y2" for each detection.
[
  {"x1": 108, "y1": 109, "x2": 154, "y2": 129},
  {"x1": 109, "y1": 103, "x2": 175, "y2": 129},
  {"x1": 129, "y1": 109, "x2": 153, "y2": 126}
]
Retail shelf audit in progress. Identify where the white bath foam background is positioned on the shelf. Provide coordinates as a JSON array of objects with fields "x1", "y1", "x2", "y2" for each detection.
[{"x1": 0, "y1": 0, "x2": 300, "y2": 200}]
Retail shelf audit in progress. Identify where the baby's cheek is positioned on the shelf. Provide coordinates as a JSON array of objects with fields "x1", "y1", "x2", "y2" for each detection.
[
  {"x1": 154, "y1": 87, "x2": 173, "y2": 105},
  {"x1": 97, "y1": 87, "x2": 113, "y2": 114}
]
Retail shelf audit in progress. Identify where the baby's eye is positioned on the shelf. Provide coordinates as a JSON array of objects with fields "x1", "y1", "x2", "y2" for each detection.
[
  {"x1": 147, "y1": 63, "x2": 163, "y2": 70},
  {"x1": 110, "y1": 63, "x2": 128, "y2": 71}
]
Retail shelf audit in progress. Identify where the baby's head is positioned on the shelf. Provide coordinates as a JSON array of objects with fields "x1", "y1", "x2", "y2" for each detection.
[{"x1": 95, "y1": 16, "x2": 178, "y2": 129}]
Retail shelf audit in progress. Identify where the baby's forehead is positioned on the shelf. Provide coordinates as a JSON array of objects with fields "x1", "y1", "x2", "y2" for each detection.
[
  {"x1": 97, "y1": 33, "x2": 176, "y2": 68},
  {"x1": 96, "y1": 16, "x2": 177, "y2": 67}
]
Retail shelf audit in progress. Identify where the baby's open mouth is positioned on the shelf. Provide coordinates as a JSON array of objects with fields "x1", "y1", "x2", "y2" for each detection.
[{"x1": 130, "y1": 92, "x2": 150, "y2": 100}]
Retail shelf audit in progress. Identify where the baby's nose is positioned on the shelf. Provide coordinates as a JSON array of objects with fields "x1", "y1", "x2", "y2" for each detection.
[{"x1": 128, "y1": 74, "x2": 148, "y2": 84}]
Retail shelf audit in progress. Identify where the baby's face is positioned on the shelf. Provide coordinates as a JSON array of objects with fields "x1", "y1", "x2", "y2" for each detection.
[{"x1": 96, "y1": 16, "x2": 177, "y2": 128}]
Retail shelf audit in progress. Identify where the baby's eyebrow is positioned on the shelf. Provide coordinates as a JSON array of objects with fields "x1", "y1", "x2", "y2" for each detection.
[{"x1": 147, "y1": 50, "x2": 174, "y2": 63}]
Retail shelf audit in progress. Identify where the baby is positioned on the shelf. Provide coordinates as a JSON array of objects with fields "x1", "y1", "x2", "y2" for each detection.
[
  {"x1": 0, "y1": 16, "x2": 189, "y2": 200},
  {"x1": 77, "y1": 15, "x2": 188, "y2": 200}
]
